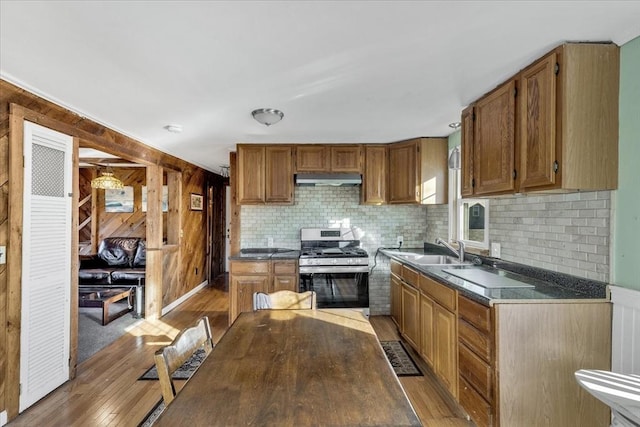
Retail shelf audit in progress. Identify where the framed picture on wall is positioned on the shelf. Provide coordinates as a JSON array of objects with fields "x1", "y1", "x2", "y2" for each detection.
[
  {"x1": 190, "y1": 193, "x2": 204, "y2": 211},
  {"x1": 105, "y1": 186, "x2": 134, "y2": 212}
]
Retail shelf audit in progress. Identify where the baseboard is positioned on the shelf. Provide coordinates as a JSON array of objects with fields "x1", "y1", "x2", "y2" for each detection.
[
  {"x1": 1, "y1": 410, "x2": 7, "y2": 426},
  {"x1": 161, "y1": 280, "x2": 208, "y2": 316}
]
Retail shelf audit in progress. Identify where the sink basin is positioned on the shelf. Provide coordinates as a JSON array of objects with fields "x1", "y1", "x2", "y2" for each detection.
[
  {"x1": 442, "y1": 267, "x2": 535, "y2": 288},
  {"x1": 394, "y1": 253, "x2": 469, "y2": 266}
]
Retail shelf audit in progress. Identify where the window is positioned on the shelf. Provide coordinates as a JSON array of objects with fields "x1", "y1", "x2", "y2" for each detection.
[{"x1": 448, "y1": 148, "x2": 489, "y2": 249}]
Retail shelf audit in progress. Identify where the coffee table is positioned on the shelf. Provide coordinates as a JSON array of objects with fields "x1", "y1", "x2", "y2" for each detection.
[{"x1": 79, "y1": 288, "x2": 132, "y2": 325}]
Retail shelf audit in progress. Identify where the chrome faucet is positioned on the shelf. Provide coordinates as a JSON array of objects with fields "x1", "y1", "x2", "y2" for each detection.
[{"x1": 435, "y1": 237, "x2": 465, "y2": 262}]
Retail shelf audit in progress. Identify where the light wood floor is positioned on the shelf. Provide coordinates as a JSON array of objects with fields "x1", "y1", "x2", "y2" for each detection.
[{"x1": 9, "y1": 276, "x2": 473, "y2": 426}]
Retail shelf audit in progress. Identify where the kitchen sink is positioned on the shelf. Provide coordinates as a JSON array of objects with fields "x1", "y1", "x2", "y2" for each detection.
[
  {"x1": 442, "y1": 267, "x2": 535, "y2": 288},
  {"x1": 392, "y1": 253, "x2": 470, "y2": 266}
]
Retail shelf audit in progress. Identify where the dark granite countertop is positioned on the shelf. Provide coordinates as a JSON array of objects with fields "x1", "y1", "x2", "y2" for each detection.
[
  {"x1": 381, "y1": 244, "x2": 609, "y2": 307},
  {"x1": 229, "y1": 248, "x2": 300, "y2": 261}
]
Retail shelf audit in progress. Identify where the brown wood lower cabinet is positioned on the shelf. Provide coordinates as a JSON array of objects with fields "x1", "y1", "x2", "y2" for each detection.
[
  {"x1": 420, "y1": 275, "x2": 458, "y2": 398},
  {"x1": 390, "y1": 262, "x2": 612, "y2": 427},
  {"x1": 229, "y1": 259, "x2": 299, "y2": 323},
  {"x1": 457, "y1": 294, "x2": 611, "y2": 427}
]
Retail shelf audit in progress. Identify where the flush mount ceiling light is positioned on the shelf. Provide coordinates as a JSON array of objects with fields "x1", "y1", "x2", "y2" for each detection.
[
  {"x1": 448, "y1": 122, "x2": 461, "y2": 130},
  {"x1": 251, "y1": 108, "x2": 284, "y2": 126},
  {"x1": 164, "y1": 124, "x2": 183, "y2": 133},
  {"x1": 91, "y1": 166, "x2": 124, "y2": 190}
]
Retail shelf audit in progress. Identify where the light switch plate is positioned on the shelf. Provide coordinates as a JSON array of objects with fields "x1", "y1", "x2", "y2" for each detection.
[
  {"x1": 0, "y1": 246, "x2": 5, "y2": 264},
  {"x1": 490, "y1": 242, "x2": 501, "y2": 258},
  {"x1": 267, "y1": 237, "x2": 274, "y2": 248}
]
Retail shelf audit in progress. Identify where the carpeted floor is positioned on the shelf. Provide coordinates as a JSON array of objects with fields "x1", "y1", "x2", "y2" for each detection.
[{"x1": 78, "y1": 301, "x2": 142, "y2": 364}]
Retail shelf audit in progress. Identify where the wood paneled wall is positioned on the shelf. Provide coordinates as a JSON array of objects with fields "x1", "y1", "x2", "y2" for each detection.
[
  {"x1": 78, "y1": 167, "x2": 169, "y2": 247},
  {"x1": 0, "y1": 79, "x2": 224, "y2": 421},
  {"x1": 0, "y1": 98, "x2": 8, "y2": 420}
]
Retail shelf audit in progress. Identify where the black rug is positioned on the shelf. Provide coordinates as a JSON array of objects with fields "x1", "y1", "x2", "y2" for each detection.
[
  {"x1": 139, "y1": 399, "x2": 164, "y2": 427},
  {"x1": 138, "y1": 347, "x2": 207, "y2": 381},
  {"x1": 380, "y1": 340, "x2": 423, "y2": 377}
]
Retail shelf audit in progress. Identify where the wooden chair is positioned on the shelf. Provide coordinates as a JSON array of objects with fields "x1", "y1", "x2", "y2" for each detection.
[
  {"x1": 154, "y1": 316, "x2": 214, "y2": 405},
  {"x1": 253, "y1": 290, "x2": 317, "y2": 310}
]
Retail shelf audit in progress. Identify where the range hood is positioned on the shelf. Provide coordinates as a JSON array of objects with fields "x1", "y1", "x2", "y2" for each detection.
[{"x1": 295, "y1": 173, "x2": 362, "y2": 186}]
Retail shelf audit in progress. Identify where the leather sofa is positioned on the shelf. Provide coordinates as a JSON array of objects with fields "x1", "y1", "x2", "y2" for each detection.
[
  {"x1": 79, "y1": 237, "x2": 146, "y2": 317},
  {"x1": 79, "y1": 237, "x2": 146, "y2": 286}
]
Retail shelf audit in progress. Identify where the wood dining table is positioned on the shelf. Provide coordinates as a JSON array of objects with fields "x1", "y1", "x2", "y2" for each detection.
[{"x1": 155, "y1": 309, "x2": 422, "y2": 426}]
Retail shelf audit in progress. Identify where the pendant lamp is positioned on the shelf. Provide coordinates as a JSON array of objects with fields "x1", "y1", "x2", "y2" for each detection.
[{"x1": 91, "y1": 167, "x2": 124, "y2": 190}]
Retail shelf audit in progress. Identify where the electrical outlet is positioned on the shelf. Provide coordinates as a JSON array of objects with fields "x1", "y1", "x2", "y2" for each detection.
[
  {"x1": 0, "y1": 246, "x2": 5, "y2": 264},
  {"x1": 396, "y1": 236, "x2": 404, "y2": 247},
  {"x1": 267, "y1": 237, "x2": 274, "y2": 247},
  {"x1": 490, "y1": 242, "x2": 501, "y2": 258}
]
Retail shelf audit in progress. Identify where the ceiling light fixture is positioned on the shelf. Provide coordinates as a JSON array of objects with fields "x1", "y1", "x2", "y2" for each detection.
[
  {"x1": 91, "y1": 166, "x2": 124, "y2": 190},
  {"x1": 164, "y1": 124, "x2": 183, "y2": 133},
  {"x1": 448, "y1": 122, "x2": 461, "y2": 130},
  {"x1": 252, "y1": 108, "x2": 284, "y2": 126}
]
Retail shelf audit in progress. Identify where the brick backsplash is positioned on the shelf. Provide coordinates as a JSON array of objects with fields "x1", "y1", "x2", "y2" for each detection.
[
  {"x1": 240, "y1": 186, "x2": 427, "y2": 314},
  {"x1": 241, "y1": 188, "x2": 612, "y2": 315},
  {"x1": 424, "y1": 190, "x2": 613, "y2": 282},
  {"x1": 488, "y1": 191, "x2": 611, "y2": 282},
  {"x1": 426, "y1": 204, "x2": 449, "y2": 244}
]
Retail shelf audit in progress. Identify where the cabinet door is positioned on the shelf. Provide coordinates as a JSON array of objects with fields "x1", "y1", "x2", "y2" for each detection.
[
  {"x1": 362, "y1": 145, "x2": 387, "y2": 205},
  {"x1": 461, "y1": 106, "x2": 475, "y2": 197},
  {"x1": 474, "y1": 80, "x2": 516, "y2": 195},
  {"x1": 296, "y1": 145, "x2": 330, "y2": 172},
  {"x1": 390, "y1": 274, "x2": 402, "y2": 327},
  {"x1": 230, "y1": 274, "x2": 269, "y2": 322},
  {"x1": 330, "y1": 145, "x2": 362, "y2": 172},
  {"x1": 401, "y1": 283, "x2": 420, "y2": 350},
  {"x1": 420, "y1": 293, "x2": 435, "y2": 367},
  {"x1": 519, "y1": 52, "x2": 558, "y2": 191},
  {"x1": 388, "y1": 140, "x2": 419, "y2": 204},
  {"x1": 237, "y1": 145, "x2": 265, "y2": 204},
  {"x1": 265, "y1": 145, "x2": 293, "y2": 204},
  {"x1": 419, "y1": 138, "x2": 448, "y2": 205},
  {"x1": 435, "y1": 305, "x2": 458, "y2": 397}
]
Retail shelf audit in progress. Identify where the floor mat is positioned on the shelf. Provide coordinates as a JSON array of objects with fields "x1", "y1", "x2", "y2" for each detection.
[{"x1": 380, "y1": 340, "x2": 423, "y2": 376}]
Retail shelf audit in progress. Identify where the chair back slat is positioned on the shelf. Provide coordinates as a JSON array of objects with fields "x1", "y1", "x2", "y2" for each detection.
[
  {"x1": 154, "y1": 316, "x2": 214, "y2": 405},
  {"x1": 253, "y1": 290, "x2": 316, "y2": 310}
]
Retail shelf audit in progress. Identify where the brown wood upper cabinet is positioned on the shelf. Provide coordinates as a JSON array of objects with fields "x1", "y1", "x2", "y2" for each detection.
[
  {"x1": 388, "y1": 138, "x2": 448, "y2": 204},
  {"x1": 361, "y1": 144, "x2": 388, "y2": 205},
  {"x1": 518, "y1": 43, "x2": 619, "y2": 192},
  {"x1": 467, "y1": 80, "x2": 517, "y2": 196},
  {"x1": 462, "y1": 42, "x2": 619, "y2": 197},
  {"x1": 237, "y1": 144, "x2": 294, "y2": 205},
  {"x1": 295, "y1": 144, "x2": 362, "y2": 173}
]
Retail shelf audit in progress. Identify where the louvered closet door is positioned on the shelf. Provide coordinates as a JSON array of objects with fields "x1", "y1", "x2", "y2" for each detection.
[{"x1": 19, "y1": 122, "x2": 73, "y2": 412}]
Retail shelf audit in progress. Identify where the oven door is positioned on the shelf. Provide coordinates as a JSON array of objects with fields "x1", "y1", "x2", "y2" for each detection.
[{"x1": 299, "y1": 266, "x2": 369, "y2": 308}]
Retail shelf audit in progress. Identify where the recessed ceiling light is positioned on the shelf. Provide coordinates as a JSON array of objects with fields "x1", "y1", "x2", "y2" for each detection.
[
  {"x1": 164, "y1": 124, "x2": 183, "y2": 133},
  {"x1": 448, "y1": 122, "x2": 461, "y2": 130}
]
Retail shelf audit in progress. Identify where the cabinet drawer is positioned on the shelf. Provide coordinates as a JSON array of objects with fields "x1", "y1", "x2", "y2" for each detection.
[
  {"x1": 273, "y1": 260, "x2": 297, "y2": 275},
  {"x1": 459, "y1": 295, "x2": 491, "y2": 333},
  {"x1": 402, "y1": 266, "x2": 420, "y2": 287},
  {"x1": 420, "y1": 275, "x2": 456, "y2": 312},
  {"x1": 390, "y1": 260, "x2": 402, "y2": 276},
  {"x1": 459, "y1": 342, "x2": 492, "y2": 401},
  {"x1": 230, "y1": 261, "x2": 269, "y2": 275},
  {"x1": 459, "y1": 318, "x2": 491, "y2": 362},
  {"x1": 459, "y1": 375, "x2": 492, "y2": 427}
]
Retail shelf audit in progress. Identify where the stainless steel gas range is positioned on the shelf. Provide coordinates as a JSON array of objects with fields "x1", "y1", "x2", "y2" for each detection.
[{"x1": 298, "y1": 228, "x2": 369, "y2": 308}]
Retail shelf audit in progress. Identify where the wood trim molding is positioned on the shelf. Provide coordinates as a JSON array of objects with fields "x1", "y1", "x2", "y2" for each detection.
[
  {"x1": 6, "y1": 106, "x2": 25, "y2": 419},
  {"x1": 7, "y1": 99, "x2": 189, "y2": 172}
]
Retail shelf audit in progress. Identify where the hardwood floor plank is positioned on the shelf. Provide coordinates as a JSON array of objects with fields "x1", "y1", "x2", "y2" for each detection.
[{"x1": 9, "y1": 276, "x2": 473, "y2": 427}]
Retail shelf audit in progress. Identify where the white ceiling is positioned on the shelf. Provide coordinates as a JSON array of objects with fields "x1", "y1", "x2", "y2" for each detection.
[{"x1": 2, "y1": 1, "x2": 639, "y2": 174}]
